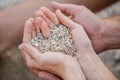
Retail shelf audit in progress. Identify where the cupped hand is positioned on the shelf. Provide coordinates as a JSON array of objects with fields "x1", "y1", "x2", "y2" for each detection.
[
  {"x1": 19, "y1": 6, "x2": 89, "y2": 80},
  {"x1": 36, "y1": 7, "x2": 94, "y2": 56},
  {"x1": 33, "y1": 7, "x2": 117, "y2": 80},
  {"x1": 52, "y1": 2, "x2": 108, "y2": 53},
  {"x1": 20, "y1": 18, "x2": 61, "y2": 80},
  {"x1": 19, "y1": 43, "x2": 86, "y2": 80},
  {"x1": 55, "y1": 9, "x2": 95, "y2": 56}
]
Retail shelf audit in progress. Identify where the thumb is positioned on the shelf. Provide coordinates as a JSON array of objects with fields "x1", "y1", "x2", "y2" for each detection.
[
  {"x1": 38, "y1": 71, "x2": 62, "y2": 80},
  {"x1": 51, "y1": 2, "x2": 78, "y2": 15},
  {"x1": 19, "y1": 43, "x2": 42, "y2": 63}
]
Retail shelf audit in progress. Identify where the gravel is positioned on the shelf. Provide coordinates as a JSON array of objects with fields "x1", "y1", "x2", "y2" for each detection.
[{"x1": 31, "y1": 24, "x2": 77, "y2": 56}]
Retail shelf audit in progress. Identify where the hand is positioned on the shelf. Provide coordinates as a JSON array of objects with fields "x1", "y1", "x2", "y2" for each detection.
[
  {"x1": 53, "y1": 8, "x2": 117, "y2": 80},
  {"x1": 20, "y1": 18, "x2": 61, "y2": 80},
  {"x1": 20, "y1": 7, "x2": 88, "y2": 80},
  {"x1": 19, "y1": 43, "x2": 86, "y2": 80},
  {"x1": 51, "y1": 2, "x2": 110, "y2": 53},
  {"x1": 20, "y1": 7, "x2": 117, "y2": 80},
  {"x1": 20, "y1": 7, "x2": 86, "y2": 80},
  {"x1": 36, "y1": 7, "x2": 94, "y2": 56}
]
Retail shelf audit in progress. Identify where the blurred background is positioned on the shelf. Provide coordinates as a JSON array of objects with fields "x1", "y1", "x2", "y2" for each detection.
[{"x1": 0, "y1": 0, "x2": 120, "y2": 80}]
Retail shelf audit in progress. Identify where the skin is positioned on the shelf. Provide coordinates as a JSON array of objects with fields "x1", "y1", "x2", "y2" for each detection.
[
  {"x1": 55, "y1": 9, "x2": 117, "y2": 80},
  {"x1": 0, "y1": 0, "x2": 116, "y2": 53},
  {"x1": 52, "y1": 2, "x2": 120, "y2": 53},
  {"x1": 19, "y1": 44, "x2": 86, "y2": 80},
  {"x1": 19, "y1": 7, "x2": 117, "y2": 80},
  {"x1": 19, "y1": 16, "x2": 86, "y2": 80}
]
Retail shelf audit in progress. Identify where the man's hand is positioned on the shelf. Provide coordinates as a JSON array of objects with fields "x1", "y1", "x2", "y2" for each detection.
[
  {"x1": 55, "y1": 9, "x2": 94, "y2": 55},
  {"x1": 52, "y1": 2, "x2": 120, "y2": 53}
]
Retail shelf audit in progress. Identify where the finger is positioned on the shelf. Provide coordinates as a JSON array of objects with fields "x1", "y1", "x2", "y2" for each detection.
[
  {"x1": 23, "y1": 19, "x2": 32, "y2": 43},
  {"x1": 30, "y1": 68, "x2": 40, "y2": 76},
  {"x1": 36, "y1": 17, "x2": 44, "y2": 30},
  {"x1": 30, "y1": 18, "x2": 37, "y2": 38},
  {"x1": 51, "y1": 2, "x2": 78, "y2": 15},
  {"x1": 40, "y1": 7, "x2": 59, "y2": 25},
  {"x1": 38, "y1": 71, "x2": 61, "y2": 80},
  {"x1": 35, "y1": 10, "x2": 54, "y2": 27},
  {"x1": 41, "y1": 22, "x2": 50, "y2": 38},
  {"x1": 20, "y1": 50, "x2": 26, "y2": 62},
  {"x1": 35, "y1": 24, "x2": 41, "y2": 36},
  {"x1": 55, "y1": 10, "x2": 80, "y2": 29},
  {"x1": 25, "y1": 53, "x2": 40, "y2": 69},
  {"x1": 22, "y1": 20, "x2": 33, "y2": 61},
  {"x1": 52, "y1": 2, "x2": 101, "y2": 28},
  {"x1": 19, "y1": 45, "x2": 41, "y2": 69},
  {"x1": 19, "y1": 43, "x2": 42, "y2": 64}
]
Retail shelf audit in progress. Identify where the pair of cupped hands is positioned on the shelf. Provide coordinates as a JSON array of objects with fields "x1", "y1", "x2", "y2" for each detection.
[{"x1": 19, "y1": 2, "x2": 117, "y2": 80}]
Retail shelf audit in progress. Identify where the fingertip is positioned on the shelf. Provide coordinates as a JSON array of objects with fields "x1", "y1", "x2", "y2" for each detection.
[
  {"x1": 18, "y1": 43, "x2": 26, "y2": 51},
  {"x1": 28, "y1": 18, "x2": 35, "y2": 26},
  {"x1": 38, "y1": 17, "x2": 44, "y2": 22},
  {"x1": 55, "y1": 9, "x2": 76, "y2": 29},
  {"x1": 18, "y1": 44, "x2": 22, "y2": 50},
  {"x1": 35, "y1": 10, "x2": 41, "y2": 17},
  {"x1": 55, "y1": 9, "x2": 61, "y2": 15},
  {"x1": 23, "y1": 19, "x2": 33, "y2": 42},
  {"x1": 29, "y1": 18, "x2": 34, "y2": 21},
  {"x1": 51, "y1": 1, "x2": 59, "y2": 5},
  {"x1": 41, "y1": 7, "x2": 59, "y2": 25},
  {"x1": 51, "y1": 1, "x2": 60, "y2": 9},
  {"x1": 42, "y1": 22, "x2": 47, "y2": 26},
  {"x1": 25, "y1": 20, "x2": 32, "y2": 26},
  {"x1": 19, "y1": 43, "x2": 36, "y2": 54},
  {"x1": 40, "y1": 7, "x2": 47, "y2": 11}
]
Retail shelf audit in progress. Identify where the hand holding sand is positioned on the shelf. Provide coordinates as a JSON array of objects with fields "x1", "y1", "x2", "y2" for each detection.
[
  {"x1": 19, "y1": 7, "x2": 87, "y2": 80},
  {"x1": 19, "y1": 7, "x2": 86, "y2": 80},
  {"x1": 19, "y1": 6, "x2": 117, "y2": 80}
]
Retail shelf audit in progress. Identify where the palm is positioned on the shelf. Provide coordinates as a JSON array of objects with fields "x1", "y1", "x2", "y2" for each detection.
[{"x1": 52, "y1": 3, "x2": 107, "y2": 53}]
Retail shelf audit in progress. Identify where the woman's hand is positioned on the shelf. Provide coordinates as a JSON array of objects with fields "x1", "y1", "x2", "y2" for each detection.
[
  {"x1": 20, "y1": 18, "x2": 61, "y2": 80},
  {"x1": 34, "y1": 6, "x2": 117, "y2": 80},
  {"x1": 19, "y1": 8, "x2": 86, "y2": 80},
  {"x1": 52, "y1": 8, "x2": 117, "y2": 80},
  {"x1": 36, "y1": 7, "x2": 94, "y2": 57},
  {"x1": 19, "y1": 43, "x2": 86, "y2": 80},
  {"x1": 19, "y1": 6, "x2": 117, "y2": 80}
]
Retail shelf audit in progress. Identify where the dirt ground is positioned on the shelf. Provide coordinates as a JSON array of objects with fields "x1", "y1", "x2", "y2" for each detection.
[{"x1": 0, "y1": 0, "x2": 120, "y2": 80}]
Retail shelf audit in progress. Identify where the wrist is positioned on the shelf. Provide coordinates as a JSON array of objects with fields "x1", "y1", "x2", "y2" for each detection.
[
  {"x1": 76, "y1": 50, "x2": 117, "y2": 80},
  {"x1": 62, "y1": 57, "x2": 85, "y2": 80},
  {"x1": 100, "y1": 17, "x2": 120, "y2": 50}
]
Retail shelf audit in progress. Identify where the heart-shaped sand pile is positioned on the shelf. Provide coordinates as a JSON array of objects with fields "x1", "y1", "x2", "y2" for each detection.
[{"x1": 31, "y1": 24, "x2": 77, "y2": 56}]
